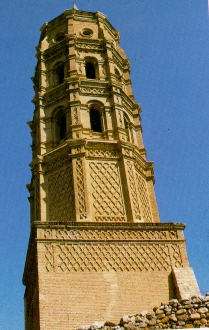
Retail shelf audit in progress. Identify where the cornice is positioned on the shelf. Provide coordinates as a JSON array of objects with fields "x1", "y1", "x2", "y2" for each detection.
[{"x1": 32, "y1": 220, "x2": 186, "y2": 233}]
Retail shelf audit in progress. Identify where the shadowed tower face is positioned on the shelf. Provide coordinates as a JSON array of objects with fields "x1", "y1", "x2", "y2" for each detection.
[{"x1": 23, "y1": 7, "x2": 200, "y2": 330}]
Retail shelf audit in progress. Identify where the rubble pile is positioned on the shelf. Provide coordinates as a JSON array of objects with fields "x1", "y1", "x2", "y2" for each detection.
[{"x1": 77, "y1": 294, "x2": 209, "y2": 330}]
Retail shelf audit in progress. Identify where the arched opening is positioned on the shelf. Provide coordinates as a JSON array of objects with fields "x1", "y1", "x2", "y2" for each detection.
[
  {"x1": 85, "y1": 61, "x2": 96, "y2": 79},
  {"x1": 57, "y1": 64, "x2": 65, "y2": 84},
  {"x1": 54, "y1": 62, "x2": 65, "y2": 86},
  {"x1": 56, "y1": 110, "x2": 66, "y2": 141},
  {"x1": 55, "y1": 32, "x2": 65, "y2": 43},
  {"x1": 90, "y1": 108, "x2": 102, "y2": 133}
]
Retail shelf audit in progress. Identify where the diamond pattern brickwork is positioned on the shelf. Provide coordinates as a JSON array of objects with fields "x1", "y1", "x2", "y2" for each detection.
[
  {"x1": 89, "y1": 162, "x2": 126, "y2": 222},
  {"x1": 47, "y1": 163, "x2": 75, "y2": 222},
  {"x1": 135, "y1": 170, "x2": 152, "y2": 222},
  {"x1": 170, "y1": 244, "x2": 183, "y2": 268},
  {"x1": 76, "y1": 158, "x2": 87, "y2": 219},
  {"x1": 40, "y1": 228, "x2": 178, "y2": 241},
  {"x1": 86, "y1": 149, "x2": 118, "y2": 159},
  {"x1": 45, "y1": 244, "x2": 55, "y2": 272},
  {"x1": 44, "y1": 154, "x2": 69, "y2": 173},
  {"x1": 44, "y1": 242, "x2": 184, "y2": 273},
  {"x1": 126, "y1": 161, "x2": 141, "y2": 219}
]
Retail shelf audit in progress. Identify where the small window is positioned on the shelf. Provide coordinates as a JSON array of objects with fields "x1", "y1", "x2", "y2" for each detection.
[
  {"x1": 81, "y1": 28, "x2": 93, "y2": 37},
  {"x1": 85, "y1": 62, "x2": 96, "y2": 79},
  {"x1": 90, "y1": 109, "x2": 102, "y2": 133},
  {"x1": 56, "y1": 110, "x2": 66, "y2": 141}
]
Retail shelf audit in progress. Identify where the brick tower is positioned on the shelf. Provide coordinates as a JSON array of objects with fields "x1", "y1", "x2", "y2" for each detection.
[{"x1": 23, "y1": 6, "x2": 200, "y2": 330}]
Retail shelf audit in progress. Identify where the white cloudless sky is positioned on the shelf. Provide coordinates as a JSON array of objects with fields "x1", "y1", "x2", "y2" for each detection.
[{"x1": 0, "y1": 1, "x2": 208, "y2": 329}]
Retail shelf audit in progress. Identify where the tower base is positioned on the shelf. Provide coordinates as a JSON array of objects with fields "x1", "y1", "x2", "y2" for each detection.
[{"x1": 23, "y1": 222, "x2": 200, "y2": 330}]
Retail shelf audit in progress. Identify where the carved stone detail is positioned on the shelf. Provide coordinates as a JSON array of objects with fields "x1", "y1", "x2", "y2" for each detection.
[
  {"x1": 76, "y1": 42, "x2": 103, "y2": 51},
  {"x1": 123, "y1": 148, "x2": 132, "y2": 157},
  {"x1": 80, "y1": 87, "x2": 109, "y2": 95},
  {"x1": 73, "y1": 107, "x2": 78, "y2": 125}
]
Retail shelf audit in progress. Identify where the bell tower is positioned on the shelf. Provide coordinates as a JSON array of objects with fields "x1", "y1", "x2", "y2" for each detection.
[{"x1": 23, "y1": 7, "x2": 200, "y2": 330}]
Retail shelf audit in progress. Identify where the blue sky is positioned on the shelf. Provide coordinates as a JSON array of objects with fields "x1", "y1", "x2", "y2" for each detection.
[{"x1": 0, "y1": 1, "x2": 208, "y2": 329}]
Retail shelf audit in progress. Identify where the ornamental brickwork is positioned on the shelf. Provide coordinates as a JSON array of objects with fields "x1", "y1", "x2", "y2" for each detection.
[{"x1": 23, "y1": 6, "x2": 200, "y2": 330}]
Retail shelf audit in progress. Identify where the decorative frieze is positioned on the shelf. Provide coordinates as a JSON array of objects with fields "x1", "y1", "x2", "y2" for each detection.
[
  {"x1": 40, "y1": 228, "x2": 179, "y2": 241},
  {"x1": 44, "y1": 242, "x2": 183, "y2": 273},
  {"x1": 86, "y1": 149, "x2": 118, "y2": 159},
  {"x1": 76, "y1": 39, "x2": 104, "y2": 51},
  {"x1": 80, "y1": 86, "x2": 109, "y2": 95}
]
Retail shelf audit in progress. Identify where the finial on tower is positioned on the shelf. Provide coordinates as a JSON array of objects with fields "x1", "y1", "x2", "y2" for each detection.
[{"x1": 72, "y1": 1, "x2": 78, "y2": 10}]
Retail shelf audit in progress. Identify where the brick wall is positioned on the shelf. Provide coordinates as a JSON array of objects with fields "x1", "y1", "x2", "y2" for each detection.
[{"x1": 38, "y1": 270, "x2": 175, "y2": 330}]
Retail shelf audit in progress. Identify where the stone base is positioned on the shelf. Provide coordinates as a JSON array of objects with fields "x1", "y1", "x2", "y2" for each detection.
[{"x1": 23, "y1": 222, "x2": 199, "y2": 330}]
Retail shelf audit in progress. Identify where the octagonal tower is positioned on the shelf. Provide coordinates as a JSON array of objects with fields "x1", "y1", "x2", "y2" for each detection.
[{"x1": 23, "y1": 7, "x2": 200, "y2": 330}]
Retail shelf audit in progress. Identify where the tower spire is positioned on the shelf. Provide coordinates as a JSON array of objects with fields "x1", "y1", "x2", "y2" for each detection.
[{"x1": 72, "y1": 1, "x2": 78, "y2": 10}]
